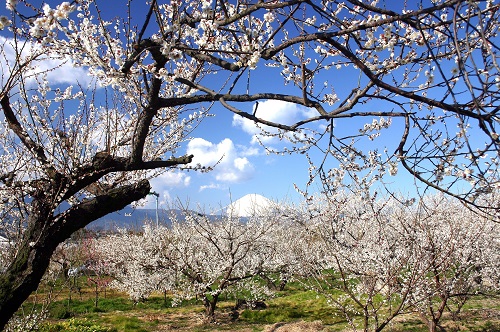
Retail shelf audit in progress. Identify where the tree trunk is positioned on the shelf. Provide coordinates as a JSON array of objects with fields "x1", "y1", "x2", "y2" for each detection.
[
  {"x1": 203, "y1": 294, "x2": 220, "y2": 323},
  {"x1": 0, "y1": 180, "x2": 150, "y2": 330},
  {"x1": 427, "y1": 320, "x2": 438, "y2": 332},
  {"x1": 419, "y1": 311, "x2": 446, "y2": 332},
  {"x1": 278, "y1": 278, "x2": 288, "y2": 291},
  {"x1": 0, "y1": 239, "x2": 55, "y2": 330},
  {"x1": 94, "y1": 282, "x2": 99, "y2": 308}
]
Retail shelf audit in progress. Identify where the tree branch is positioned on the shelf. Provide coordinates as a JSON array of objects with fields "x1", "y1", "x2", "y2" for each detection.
[
  {"x1": 260, "y1": 0, "x2": 463, "y2": 60},
  {"x1": 130, "y1": 40, "x2": 168, "y2": 163},
  {"x1": 177, "y1": 43, "x2": 242, "y2": 71},
  {"x1": 0, "y1": 95, "x2": 48, "y2": 165},
  {"x1": 51, "y1": 179, "x2": 151, "y2": 239},
  {"x1": 319, "y1": 36, "x2": 484, "y2": 121}
]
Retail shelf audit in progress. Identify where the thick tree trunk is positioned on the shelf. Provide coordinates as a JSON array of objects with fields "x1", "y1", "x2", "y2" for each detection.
[
  {"x1": 0, "y1": 180, "x2": 150, "y2": 330},
  {"x1": 427, "y1": 320, "x2": 438, "y2": 332},
  {"x1": 0, "y1": 239, "x2": 55, "y2": 330},
  {"x1": 203, "y1": 294, "x2": 220, "y2": 323}
]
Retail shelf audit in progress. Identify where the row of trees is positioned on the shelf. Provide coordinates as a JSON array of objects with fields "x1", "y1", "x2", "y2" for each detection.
[
  {"x1": 92, "y1": 212, "x2": 279, "y2": 320},
  {"x1": 1, "y1": 0, "x2": 499, "y2": 328},
  {"x1": 53, "y1": 193, "x2": 498, "y2": 331},
  {"x1": 305, "y1": 192, "x2": 499, "y2": 332}
]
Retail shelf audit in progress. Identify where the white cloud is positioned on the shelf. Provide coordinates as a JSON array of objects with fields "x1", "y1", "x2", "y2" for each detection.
[
  {"x1": 0, "y1": 36, "x2": 92, "y2": 88},
  {"x1": 152, "y1": 171, "x2": 191, "y2": 188},
  {"x1": 139, "y1": 171, "x2": 190, "y2": 209},
  {"x1": 187, "y1": 137, "x2": 255, "y2": 185},
  {"x1": 232, "y1": 100, "x2": 316, "y2": 144},
  {"x1": 39, "y1": 58, "x2": 91, "y2": 86},
  {"x1": 234, "y1": 157, "x2": 250, "y2": 171},
  {"x1": 238, "y1": 144, "x2": 261, "y2": 157},
  {"x1": 199, "y1": 183, "x2": 226, "y2": 192}
]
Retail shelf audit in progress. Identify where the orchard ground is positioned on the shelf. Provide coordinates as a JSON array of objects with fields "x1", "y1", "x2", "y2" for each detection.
[{"x1": 24, "y1": 278, "x2": 500, "y2": 332}]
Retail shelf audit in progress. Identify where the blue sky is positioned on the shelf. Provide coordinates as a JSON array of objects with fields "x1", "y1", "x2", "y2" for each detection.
[{"x1": 1, "y1": 0, "x2": 487, "y2": 210}]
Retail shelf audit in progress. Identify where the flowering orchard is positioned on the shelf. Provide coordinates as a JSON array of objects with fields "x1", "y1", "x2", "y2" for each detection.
[
  {"x1": 82, "y1": 194, "x2": 498, "y2": 330},
  {"x1": 93, "y1": 203, "x2": 291, "y2": 322},
  {"x1": 301, "y1": 192, "x2": 499, "y2": 332},
  {"x1": 0, "y1": 0, "x2": 499, "y2": 328}
]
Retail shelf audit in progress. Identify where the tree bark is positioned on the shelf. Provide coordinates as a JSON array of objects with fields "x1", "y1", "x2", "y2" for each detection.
[
  {"x1": 203, "y1": 294, "x2": 220, "y2": 323},
  {"x1": 0, "y1": 180, "x2": 150, "y2": 330},
  {"x1": 427, "y1": 320, "x2": 438, "y2": 332}
]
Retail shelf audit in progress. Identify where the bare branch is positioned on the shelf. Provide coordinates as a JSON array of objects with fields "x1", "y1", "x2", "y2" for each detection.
[{"x1": 0, "y1": 95, "x2": 48, "y2": 165}]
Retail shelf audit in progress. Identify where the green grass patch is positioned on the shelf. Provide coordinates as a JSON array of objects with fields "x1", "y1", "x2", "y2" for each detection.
[
  {"x1": 100, "y1": 315, "x2": 153, "y2": 332},
  {"x1": 240, "y1": 306, "x2": 305, "y2": 323},
  {"x1": 40, "y1": 318, "x2": 117, "y2": 332},
  {"x1": 18, "y1": 277, "x2": 500, "y2": 332},
  {"x1": 48, "y1": 297, "x2": 133, "y2": 319}
]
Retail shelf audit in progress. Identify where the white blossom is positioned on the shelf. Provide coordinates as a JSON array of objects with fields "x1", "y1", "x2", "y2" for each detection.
[
  {"x1": 0, "y1": 16, "x2": 11, "y2": 30},
  {"x1": 5, "y1": 0, "x2": 16, "y2": 11}
]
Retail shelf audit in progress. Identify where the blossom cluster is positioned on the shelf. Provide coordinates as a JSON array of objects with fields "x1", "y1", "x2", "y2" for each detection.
[
  {"x1": 0, "y1": 16, "x2": 11, "y2": 30},
  {"x1": 29, "y1": 2, "x2": 76, "y2": 38}
]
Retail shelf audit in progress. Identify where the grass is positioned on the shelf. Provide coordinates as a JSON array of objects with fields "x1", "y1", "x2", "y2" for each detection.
[{"x1": 16, "y1": 279, "x2": 500, "y2": 332}]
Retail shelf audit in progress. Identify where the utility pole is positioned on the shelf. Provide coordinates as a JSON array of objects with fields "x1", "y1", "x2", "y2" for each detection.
[{"x1": 148, "y1": 191, "x2": 159, "y2": 227}]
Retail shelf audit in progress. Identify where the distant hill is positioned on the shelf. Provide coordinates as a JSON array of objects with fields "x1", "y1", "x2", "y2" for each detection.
[
  {"x1": 88, "y1": 207, "x2": 179, "y2": 231},
  {"x1": 89, "y1": 193, "x2": 273, "y2": 231}
]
